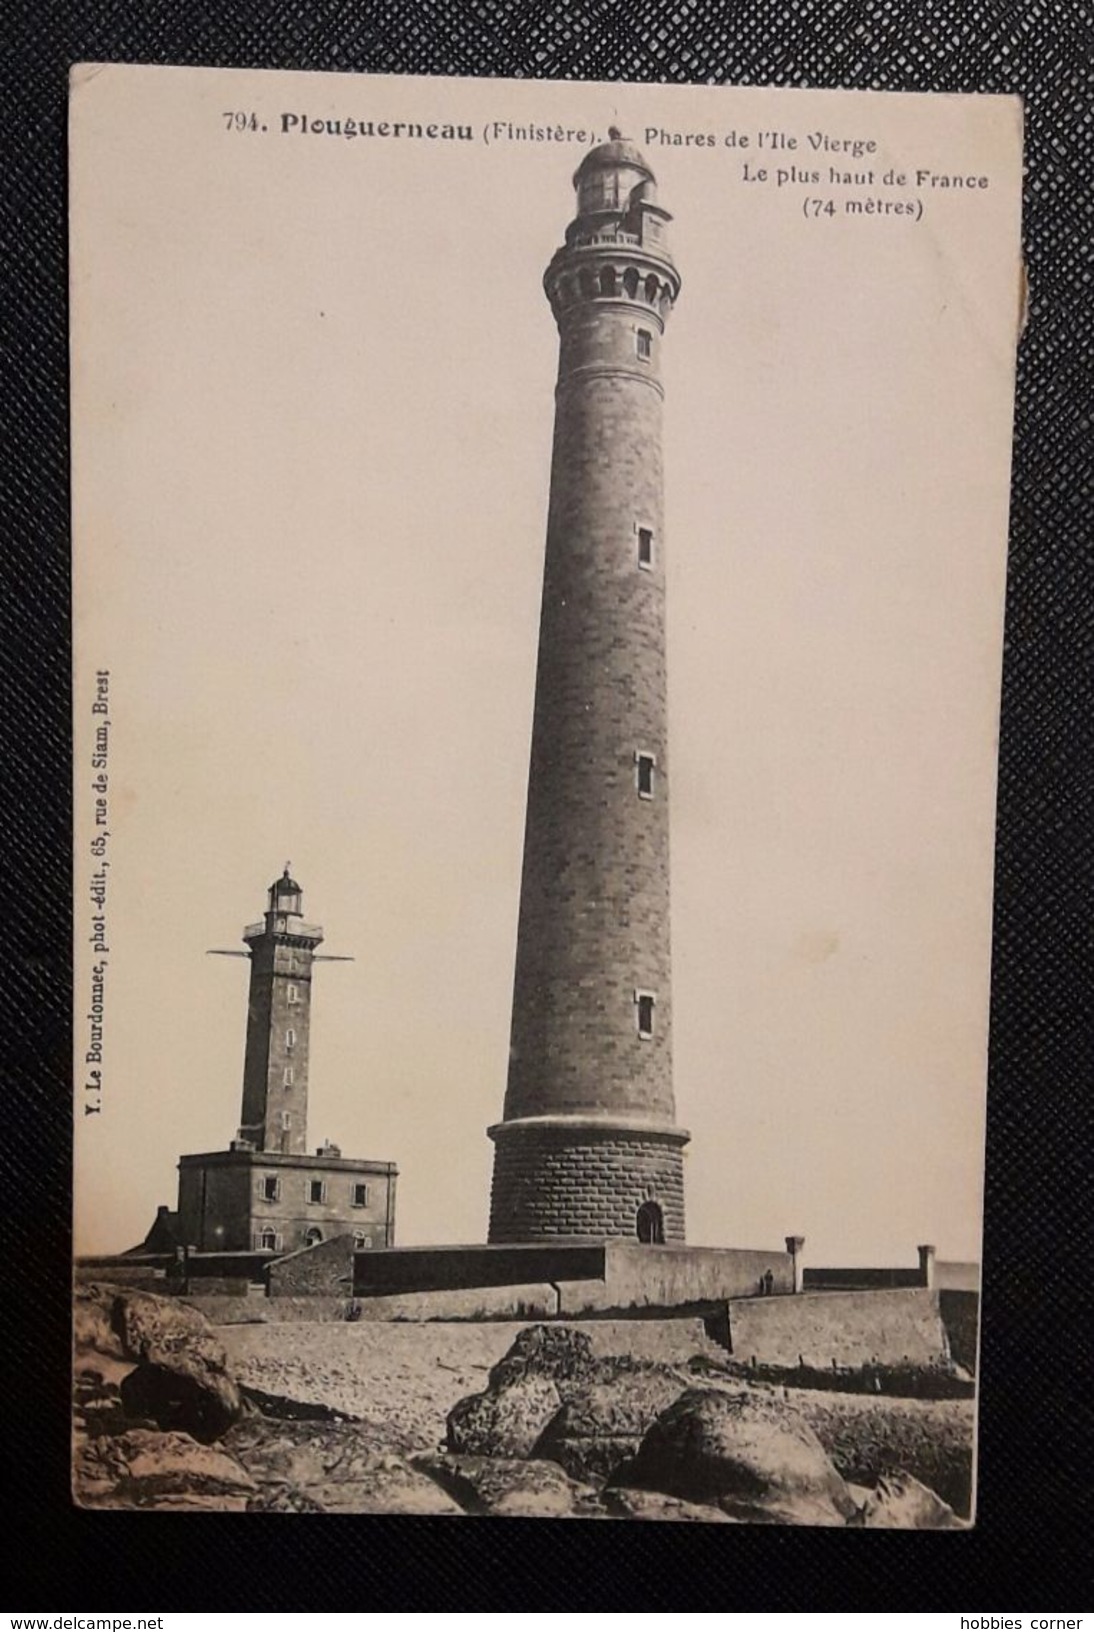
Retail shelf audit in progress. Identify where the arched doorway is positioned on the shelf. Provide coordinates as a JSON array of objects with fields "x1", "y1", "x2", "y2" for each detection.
[
  {"x1": 636, "y1": 1201, "x2": 665, "y2": 1245},
  {"x1": 304, "y1": 1226, "x2": 323, "y2": 1247}
]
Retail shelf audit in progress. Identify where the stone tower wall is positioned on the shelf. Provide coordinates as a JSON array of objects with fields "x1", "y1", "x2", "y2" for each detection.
[
  {"x1": 489, "y1": 1124, "x2": 686, "y2": 1242},
  {"x1": 504, "y1": 332, "x2": 672, "y2": 1125},
  {"x1": 239, "y1": 935, "x2": 317, "y2": 1155}
]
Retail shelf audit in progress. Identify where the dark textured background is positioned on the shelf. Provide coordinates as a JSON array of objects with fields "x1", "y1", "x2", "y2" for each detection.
[{"x1": 6, "y1": 0, "x2": 1091, "y2": 1612}]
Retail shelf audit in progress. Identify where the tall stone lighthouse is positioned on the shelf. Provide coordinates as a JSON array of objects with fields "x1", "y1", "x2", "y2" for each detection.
[{"x1": 488, "y1": 132, "x2": 689, "y2": 1245}]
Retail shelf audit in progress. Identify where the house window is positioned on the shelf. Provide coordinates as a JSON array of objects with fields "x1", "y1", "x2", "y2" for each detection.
[
  {"x1": 352, "y1": 1183, "x2": 370, "y2": 1208},
  {"x1": 353, "y1": 1231, "x2": 368, "y2": 1249},
  {"x1": 304, "y1": 1227, "x2": 323, "y2": 1247},
  {"x1": 262, "y1": 1176, "x2": 280, "y2": 1202},
  {"x1": 635, "y1": 989, "x2": 656, "y2": 1038},
  {"x1": 635, "y1": 751, "x2": 656, "y2": 799},
  {"x1": 309, "y1": 1179, "x2": 326, "y2": 1204},
  {"x1": 287, "y1": 985, "x2": 299, "y2": 1005},
  {"x1": 283, "y1": 1065, "x2": 294, "y2": 1086},
  {"x1": 636, "y1": 329, "x2": 652, "y2": 361},
  {"x1": 637, "y1": 527, "x2": 654, "y2": 570},
  {"x1": 259, "y1": 1228, "x2": 278, "y2": 1251},
  {"x1": 285, "y1": 1028, "x2": 296, "y2": 1050}
]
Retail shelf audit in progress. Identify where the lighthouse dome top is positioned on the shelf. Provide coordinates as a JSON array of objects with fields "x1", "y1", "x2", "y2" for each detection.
[
  {"x1": 266, "y1": 865, "x2": 303, "y2": 918},
  {"x1": 573, "y1": 129, "x2": 658, "y2": 213}
]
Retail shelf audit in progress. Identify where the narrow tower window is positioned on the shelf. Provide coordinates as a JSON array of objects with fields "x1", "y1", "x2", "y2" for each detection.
[
  {"x1": 636, "y1": 329, "x2": 652, "y2": 361},
  {"x1": 287, "y1": 984, "x2": 299, "y2": 1005},
  {"x1": 285, "y1": 1028, "x2": 295, "y2": 1050},
  {"x1": 281, "y1": 1111, "x2": 292, "y2": 1130},
  {"x1": 634, "y1": 989, "x2": 656, "y2": 1038},
  {"x1": 635, "y1": 752, "x2": 656, "y2": 799},
  {"x1": 283, "y1": 1066, "x2": 294, "y2": 1086},
  {"x1": 637, "y1": 526, "x2": 654, "y2": 570}
]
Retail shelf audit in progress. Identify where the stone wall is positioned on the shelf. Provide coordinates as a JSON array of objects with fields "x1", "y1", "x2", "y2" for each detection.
[
  {"x1": 353, "y1": 1242, "x2": 607, "y2": 1296},
  {"x1": 182, "y1": 1294, "x2": 351, "y2": 1324},
  {"x1": 186, "y1": 1252, "x2": 271, "y2": 1281},
  {"x1": 581, "y1": 1242, "x2": 792, "y2": 1313},
  {"x1": 76, "y1": 1251, "x2": 269, "y2": 1291},
  {"x1": 74, "y1": 1258, "x2": 171, "y2": 1291},
  {"x1": 352, "y1": 1240, "x2": 792, "y2": 1316},
  {"x1": 939, "y1": 1289, "x2": 980, "y2": 1373},
  {"x1": 189, "y1": 1276, "x2": 253, "y2": 1297},
  {"x1": 725, "y1": 1289, "x2": 950, "y2": 1370},
  {"x1": 936, "y1": 1261, "x2": 980, "y2": 1292},
  {"x1": 354, "y1": 1284, "x2": 560, "y2": 1321},
  {"x1": 268, "y1": 1233, "x2": 355, "y2": 1297},
  {"x1": 803, "y1": 1267, "x2": 924, "y2": 1291}
]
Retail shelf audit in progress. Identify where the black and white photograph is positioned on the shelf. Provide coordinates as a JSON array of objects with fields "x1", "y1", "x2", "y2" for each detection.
[{"x1": 70, "y1": 63, "x2": 1023, "y2": 1526}]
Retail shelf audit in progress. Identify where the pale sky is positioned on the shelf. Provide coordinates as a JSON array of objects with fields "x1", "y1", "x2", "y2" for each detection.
[{"x1": 72, "y1": 67, "x2": 1022, "y2": 1264}]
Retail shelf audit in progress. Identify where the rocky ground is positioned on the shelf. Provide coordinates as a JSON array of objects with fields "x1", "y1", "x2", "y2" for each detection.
[
  {"x1": 220, "y1": 1319, "x2": 518, "y2": 1452},
  {"x1": 73, "y1": 1283, "x2": 973, "y2": 1524}
]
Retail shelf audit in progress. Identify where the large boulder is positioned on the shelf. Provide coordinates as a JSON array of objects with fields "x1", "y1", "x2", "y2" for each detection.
[
  {"x1": 618, "y1": 1387, "x2": 858, "y2": 1527},
  {"x1": 486, "y1": 1324, "x2": 597, "y2": 1391},
  {"x1": 74, "y1": 1428, "x2": 256, "y2": 1511},
  {"x1": 224, "y1": 1418, "x2": 464, "y2": 1515},
  {"x1": 447, "y1": 1373, "x2": 564, "y2": 1459},
  {"x1": 446, "y1": 1324, "x2": 676, "y2": 1464},
  {"x1": 415, "y1": 1453, "x2": 602, "y2": 1519},
  {"x1": 856, "y1": 1472, "x2": 967, "y2": 1529},
  {"x1": 119, "y1": 1356, "x2": 241, "y2": 1444},
  {"x1": 533, "y1": 1367, "x2": 690, "y2": 1484},
  {"x1": 792, "y1": 1390, "x2": 975, "y2": 1518},
  {"x1": 73, "y1": 1369, "x2": 135, "y2": 1439},
  {"x1": 246, "y1": 1484, "x2": 326, "y2": 1513},
  {"x1": 73, "y1": 1284, "x2": 127, "y2": 1365},
  {"x1": 600, "y1": 1487, "x2": 741, "y2": 1523},
  {"x1": 75, "y1": 1283, "x2": 242, "y2": 1443},
  {"x1": 115, "y1": 1286, "x2": 236, "y2": 1374}
]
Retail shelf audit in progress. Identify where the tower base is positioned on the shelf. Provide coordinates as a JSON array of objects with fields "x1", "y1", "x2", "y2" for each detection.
[{"x1": 487, "y1": 1116, "x2": 689, "y2": 1244}]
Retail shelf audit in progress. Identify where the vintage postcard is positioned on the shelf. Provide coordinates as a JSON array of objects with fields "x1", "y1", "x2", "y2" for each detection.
[{"x1": 71, "y1": 64, "x2": 1022, "y2": 1522}]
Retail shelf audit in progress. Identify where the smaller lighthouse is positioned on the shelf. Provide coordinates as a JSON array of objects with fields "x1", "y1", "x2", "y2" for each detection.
[{"x1": 173, "y1": 869, "x2": 398, "y2": 1254}]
